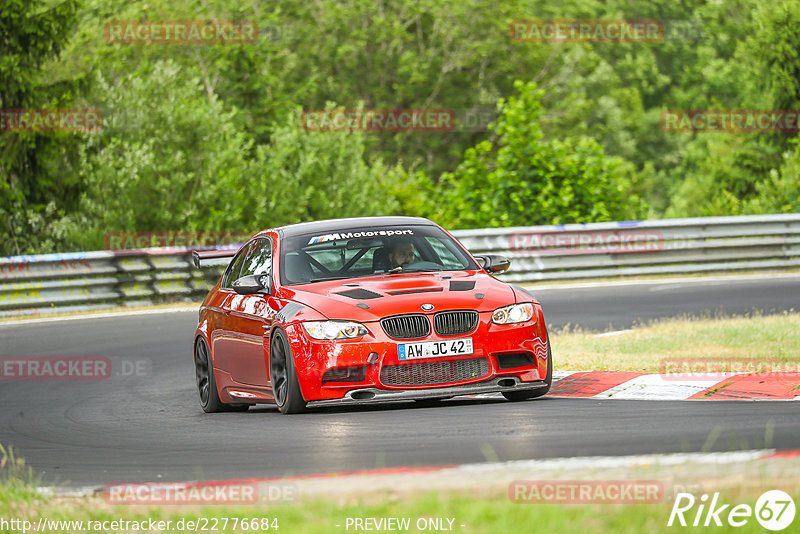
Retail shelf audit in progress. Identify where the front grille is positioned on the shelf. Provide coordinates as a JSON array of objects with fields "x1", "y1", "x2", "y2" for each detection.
[
  {"x1": 380, "y1": 357, "x2": 489, "y2": 386},
  {"x1": 434, "y1": 310, "x2": 478, "y2": 336},
  {"x1": 381, "y1": 314, "x2": 430, "y2": 340}
]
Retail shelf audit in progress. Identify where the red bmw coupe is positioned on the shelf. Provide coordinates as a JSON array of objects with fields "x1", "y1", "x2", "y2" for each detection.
[{"x1": 193, "y1": 217, "x2": 551, "y2": 414}]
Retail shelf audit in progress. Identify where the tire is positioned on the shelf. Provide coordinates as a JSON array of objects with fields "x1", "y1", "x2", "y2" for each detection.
[
  {"x1": 502, "y1": 332, "x2": 553, "y2": 402},
  {"x1": 270, "y1": 329, "x2": 307, "y2": 414},
  {"x1": 195, "y1": 337, "x2": 252, "y2": 413},
  {"x1": 195, "y1": 337, "x2": 225, "y2": 412}
]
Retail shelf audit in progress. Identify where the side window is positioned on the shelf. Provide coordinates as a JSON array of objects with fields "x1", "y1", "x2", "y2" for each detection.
[
  {"x1": 425, "y1": 237, "x2": 465, "y2": 269},
  {"x1": 241, "y1": 238, "x2": 273, "y2": 277}
]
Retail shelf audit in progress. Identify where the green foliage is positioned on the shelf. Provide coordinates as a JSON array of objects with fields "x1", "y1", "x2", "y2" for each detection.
[
  {"x1": 744, "y1": 2, "x2": 800, "y2": 111},
  {"x1": 0, "y1": 0, "x2": 84, "y2": 255},
  {"x1": 62, "y1": 61, "x2": 253, "y2": 249},
  {"x1": 63, "y1": 69, "x2": 404, "y2": 250},
  {"x1": 665, "y1": 134, "x2": 784, "y2": 217},
  {"x1": 661, "y1": 1, "x2": 800, "y2": 217},
  {"x1": 4, "y1": 0, "x2": 800, "y2": 255},
  {"x1": 435, "y1": 81, "x2": 645, "y2": 228},
  {"x1": 233, "y1": 106, "x2": 404, "y2": 228},
  {"x1": 746, "y1": 136, "x2": 800, "y2": 214}
]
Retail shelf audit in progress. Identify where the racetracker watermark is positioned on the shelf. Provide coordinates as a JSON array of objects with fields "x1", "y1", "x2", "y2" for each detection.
[
  {"x1": 510, "y1": 480, "x2": 664, "y2": 504},
  {"x1": 104, "y1": 480, "x2": 297, "y2": 505},
  {"x1": 104, "y1": 231, "x2": 252, "y2": 251},
  {"x1": 0, "y1": 109, "x2": 102, "y2": 132},
  {"x1": 104, "y1": 20, "x2": 258, "y2": 44},
  {"x1": 0, "y1": 357, "x2": 150, "y2": 380},
  {"x1": 105, "y1": 481, "x2": 258, "y2": 505},
  {"x1": 659, "y1": 358, "x2": 800, "y2": 381},
  {"x1": 510, "y1": 19, "x2": 664, "y2": 43},
  {"x1": 1, "y1": 357, "x2": 110, "y2": 380},
  {"x1": 301, "y1": 109, "x2": 456, "y2": 132},
  {"x1": 508, "y1": 230, "x2": 664, "y2": 254},
  {"x1": 453, "y1": 107, "x2": 497, "y2": 132},
  {"x1": 661, "y1": 110, "x2": 800, "y2": 133}
]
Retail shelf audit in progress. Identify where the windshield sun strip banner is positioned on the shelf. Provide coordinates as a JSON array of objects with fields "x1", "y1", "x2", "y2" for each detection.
[{"x1": 307, "y1": 229, "x2": 414, "y2": 245}]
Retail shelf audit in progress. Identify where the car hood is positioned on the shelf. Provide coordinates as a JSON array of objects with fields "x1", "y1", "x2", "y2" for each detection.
[{"x1": 282, "y1": 271, "x2": 517, "y2": 322}]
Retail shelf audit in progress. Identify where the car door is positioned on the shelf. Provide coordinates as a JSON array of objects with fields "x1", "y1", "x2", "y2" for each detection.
[
  {"x1": 222, "y1": 237, "x2": 275, "y2": 387},
  {"x1": 209, "y1": 241, "x2": 251, "y2": 376}
]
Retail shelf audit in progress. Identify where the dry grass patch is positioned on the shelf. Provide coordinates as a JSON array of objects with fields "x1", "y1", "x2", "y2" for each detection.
[{"x1": 551, "y1": 312, "x2": 800, "y2": 372}]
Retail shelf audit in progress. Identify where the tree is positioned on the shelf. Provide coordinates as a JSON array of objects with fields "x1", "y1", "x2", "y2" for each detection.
[
  {"x1": 0, "y1": 0, "x2": 85, "y2": 255},
  {"x1": 65, "y1": 61, "x2": 254, "y2": 250},
  {"x1": 746, "y1": 136, "x2": 800, "y2": 214},
  {"x1": 236, "y1": 105, "x2": 406, "y2": 227},
  {"x1": 435, "y1": 81, "x2": 645, "y2": 229}
]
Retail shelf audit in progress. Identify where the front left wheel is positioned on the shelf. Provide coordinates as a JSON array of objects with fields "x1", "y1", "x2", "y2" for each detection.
[
  {"x1": 502, "y1": 333, "x2": 553, "y2": 402},
  {"x1": 195, "y1": 337, "x2": 251, "y2": 413}
]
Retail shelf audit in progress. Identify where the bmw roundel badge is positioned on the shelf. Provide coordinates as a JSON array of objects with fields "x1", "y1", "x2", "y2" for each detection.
[{"x1": 421, "y1": 303, "x2": 434, "y2": 311}]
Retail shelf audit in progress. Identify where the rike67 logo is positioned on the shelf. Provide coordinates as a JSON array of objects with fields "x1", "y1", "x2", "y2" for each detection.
[{"x1": 668, "y1": 490, "x2": 796, "y2": 530}]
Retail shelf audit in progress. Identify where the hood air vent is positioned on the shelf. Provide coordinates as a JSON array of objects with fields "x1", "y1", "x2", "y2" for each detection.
[
  {"x1": 449, "y1": 281, "x2": 476, "y2": 291},
  {"x1": 335, "y1": 288, "x2": 383, "y2": 300},
  {"x1": 387, "y1": 288, "x2": 444, "y2": 296}
]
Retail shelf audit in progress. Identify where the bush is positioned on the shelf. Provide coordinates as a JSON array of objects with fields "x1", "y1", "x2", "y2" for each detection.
[{"x1": 435, "y1": 81, "x2": 646, "y2": 229}]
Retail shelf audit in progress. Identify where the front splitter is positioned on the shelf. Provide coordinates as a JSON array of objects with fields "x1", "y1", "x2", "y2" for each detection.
[{"x1": 306, "y1": 376, "x2": 549, "y2": 407}]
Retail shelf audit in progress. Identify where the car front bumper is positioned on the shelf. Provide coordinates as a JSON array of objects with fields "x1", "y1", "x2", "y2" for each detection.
[
  {"x1": 284, "y1": 306, "x2": 550, "y2": 402},
  {"x1": 306, "y1": 375, "x2": 549, "y2": 407}
]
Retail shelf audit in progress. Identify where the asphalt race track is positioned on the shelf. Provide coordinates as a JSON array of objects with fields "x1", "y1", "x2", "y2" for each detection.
[
  {"x1": 1, "y1": 275, "x2": 799, "y2": 487},
  {"x1": 532, "y1": 273, "x2": 800, "y2": 331}
]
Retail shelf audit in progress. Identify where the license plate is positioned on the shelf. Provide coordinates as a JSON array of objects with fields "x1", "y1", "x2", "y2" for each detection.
[{"x1": 397, "y1": 338, "x2": 473, "y2": 360}]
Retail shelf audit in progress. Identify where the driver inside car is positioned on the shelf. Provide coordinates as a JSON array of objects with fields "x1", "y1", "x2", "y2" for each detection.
[{"x1": 388, "y1": 240, "x2": 416, "y2": 269}]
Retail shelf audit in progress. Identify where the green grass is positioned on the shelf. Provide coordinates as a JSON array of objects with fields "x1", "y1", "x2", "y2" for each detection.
[
  {"x1": 2, "y1": 487, "x2": 798, "y2": 533},
  {"x1": 0, "y1": 445, "x2": 42, "y2": 505},
  {"x1": 551, "y1": 311, "x2": 800, "y2": 372}
]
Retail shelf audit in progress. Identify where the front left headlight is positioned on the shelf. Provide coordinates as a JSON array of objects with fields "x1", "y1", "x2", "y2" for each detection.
[
  {"x1": 492, "y1": 303, "x2": 535, "y2": 324},
  {"x1": 302, "y1": 321, "x2": 368, "y2": 340}
]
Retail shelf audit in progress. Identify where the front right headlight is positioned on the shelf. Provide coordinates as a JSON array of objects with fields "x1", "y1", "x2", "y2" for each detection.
[
  {"x1": 491, "y1": 303, "x2": 534, "y2": 324},
  {"x1": 302, "y1": 321, "x2": 368, "y2": 340}
]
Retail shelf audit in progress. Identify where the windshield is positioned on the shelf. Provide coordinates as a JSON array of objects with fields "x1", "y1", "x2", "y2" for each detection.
[{"x1": 280, "y1": 225, "x2": 479, "y2": 285}]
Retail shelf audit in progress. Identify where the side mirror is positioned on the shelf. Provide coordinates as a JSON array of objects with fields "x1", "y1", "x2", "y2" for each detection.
[
  {"x1": 475, "y1": 254, "x2": 511, "y2": 274},
  {"x1": 232, "y1": 274, "x2": 272, "y2": 295}
]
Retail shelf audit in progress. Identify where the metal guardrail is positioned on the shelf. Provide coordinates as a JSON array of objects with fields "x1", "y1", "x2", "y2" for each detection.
[
  {"x1": 0, "y1": 249, "x2": 231, "y2": 318},
  {"x1": 1, "y1": 214, "x2": 799, "y2": 318},
  {"x1": 454, "y1": 213, "x2": 800, "y2": 282}
]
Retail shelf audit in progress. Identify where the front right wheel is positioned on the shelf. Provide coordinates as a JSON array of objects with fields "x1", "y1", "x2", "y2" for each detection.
[{"x1": 270, "y1": 329, "x2": 307, "y2": 414}]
